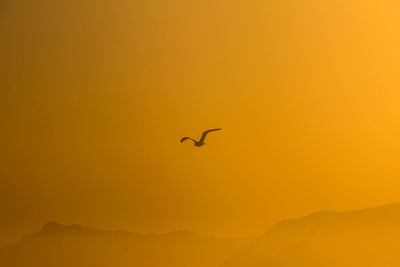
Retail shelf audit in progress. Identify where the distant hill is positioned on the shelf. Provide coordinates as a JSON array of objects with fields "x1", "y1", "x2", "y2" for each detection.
[
  {"x1": 221, "y1": 203, "x2": 400, "y2": 267},
  {"x1": 4, "y1": 204, "x2": 400, "y2": 267},
  {"x1": 0, "y1": 222, "x2": 251, "y2": 267}
]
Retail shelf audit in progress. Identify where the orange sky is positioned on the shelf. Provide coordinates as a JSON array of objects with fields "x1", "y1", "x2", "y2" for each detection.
[{"x1": 2, "y1": 0, "x2": 400, "y2": 247}]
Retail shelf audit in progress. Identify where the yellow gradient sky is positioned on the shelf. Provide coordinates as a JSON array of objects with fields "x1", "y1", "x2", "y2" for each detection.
[{"x1": 2, "y1": 0, "x2": 400, "y2": 246}]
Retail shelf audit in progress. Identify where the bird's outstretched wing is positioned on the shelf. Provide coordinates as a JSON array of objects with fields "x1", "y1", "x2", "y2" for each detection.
[
  {"x1": 180, "y1": 137, "x2": 196, "y2": 143},
  {"x1": 199, "y1": 128, "x2": 222, "y2": 143}
]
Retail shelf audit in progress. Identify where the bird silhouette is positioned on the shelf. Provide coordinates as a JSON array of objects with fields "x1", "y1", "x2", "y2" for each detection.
[{"x1": 180, "y1": 128, "x2": 222, "y2": 147}]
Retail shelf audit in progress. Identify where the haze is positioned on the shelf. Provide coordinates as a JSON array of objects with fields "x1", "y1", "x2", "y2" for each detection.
[{"x1": 2, "y1": 0, "x2": 400, "y2": 247}]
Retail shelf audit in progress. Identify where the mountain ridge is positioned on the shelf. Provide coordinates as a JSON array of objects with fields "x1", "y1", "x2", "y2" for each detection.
[
  {"x1": 0, "y1": 221, "x2": 252, "y2": 267},
  {"x1": 222, "y1": 203, "x2": 400, "y2": 267},
  {"x1": 2, "y1": 203, "x2": 400, "y2": 267}
]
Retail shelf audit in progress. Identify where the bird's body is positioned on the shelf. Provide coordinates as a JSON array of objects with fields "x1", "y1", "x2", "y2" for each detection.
[{"x1": 180, "y1": 128, "x2": 222, "y2": 147}]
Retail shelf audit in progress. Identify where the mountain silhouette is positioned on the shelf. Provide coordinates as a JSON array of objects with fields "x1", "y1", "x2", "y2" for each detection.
[
  {"x1": 221, "y1": 203, "x2": 400, "y2": 267},
  {"x1": 0, "y1": 222, "x2": 252, "y2": 267},
  {"x1": 3, "y1": 204, "x2": 400, "y2": 267}
]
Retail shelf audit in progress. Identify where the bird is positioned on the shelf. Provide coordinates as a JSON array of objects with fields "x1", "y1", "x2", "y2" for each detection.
[{"x1": 180, "y1": 128, "x2": 222, "y2": 147}]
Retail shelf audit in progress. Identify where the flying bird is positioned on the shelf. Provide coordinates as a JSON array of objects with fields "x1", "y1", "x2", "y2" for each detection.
[{"x1": 180, "y1": 128, "x2": 222, "y2": 147}]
